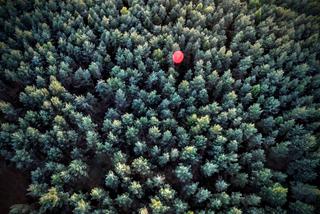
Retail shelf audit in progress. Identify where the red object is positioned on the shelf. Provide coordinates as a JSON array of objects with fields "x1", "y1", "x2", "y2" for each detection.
[{"x1": 172, "y1": 50, "x2": 184, "y2": 64}]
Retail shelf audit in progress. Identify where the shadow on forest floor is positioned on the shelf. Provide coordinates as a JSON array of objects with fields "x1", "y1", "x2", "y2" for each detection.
[{"x1": 0, "y1": 158, "x2": 29, "y2": 213}]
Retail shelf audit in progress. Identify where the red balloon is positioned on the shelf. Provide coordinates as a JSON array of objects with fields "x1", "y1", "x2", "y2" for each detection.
[{"x1": 173, "y1": 50, "x2": 184, "y2": 64}]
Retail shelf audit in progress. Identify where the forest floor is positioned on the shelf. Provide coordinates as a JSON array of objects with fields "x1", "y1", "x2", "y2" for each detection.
[{"x1": 0, "y1": 158, "x2": 29, "y2": 213}]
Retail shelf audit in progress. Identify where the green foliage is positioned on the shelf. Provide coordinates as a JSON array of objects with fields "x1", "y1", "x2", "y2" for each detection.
[
  {"x1": 262, "y1": 183, "x2": 288, "y2": 207},
  {"x1": 39, "y1": 187, "x2": 66, "y2": 211},
  {"x1": 195, "y1": 188, "x2": 212, "y2": 203},
  {"x1": 201, "y1": 161, "x2": 218, "y2": 177},
  {"x1": 115, "y1": 193, "x2": 132, "y2": 208},
  {"x1": 105, "y1": 171, "x2": 119, "y2": 189},
  {"x1": 9, "y1": 204, "x2": 32, "y2": 214},
  {"x1": 175, "y1": 165, "x2": 192, "y2": 182},
  {"x1": 0, "y1": 0, "x2": 319, "y2": 213},
  {"x1": 289, "y1": 200, "x2": 315, "y2": 214},
  {"x1": 291, "y1": 182, "x2": 320, "y2": 204},
  {"x1": 131, "y1": 157, "x2": 151, "y2": 176},
  {"x1": 150, "y1": 198, "x2": 169, "y2": 214}
]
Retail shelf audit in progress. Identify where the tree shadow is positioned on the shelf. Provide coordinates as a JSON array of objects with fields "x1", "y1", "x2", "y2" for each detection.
[{"x1": 0, "y1": 158, "x2": 30, "y2": 213}]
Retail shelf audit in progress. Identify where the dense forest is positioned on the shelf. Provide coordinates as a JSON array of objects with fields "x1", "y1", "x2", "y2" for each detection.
[{"x1": 0, "y1": 0, "x2": 320, "y2": 213}]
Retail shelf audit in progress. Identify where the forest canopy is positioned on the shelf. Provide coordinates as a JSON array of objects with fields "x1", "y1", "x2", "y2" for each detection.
[{"x1": 0, "y1": 0, "x2": 320, "y2": 213}]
